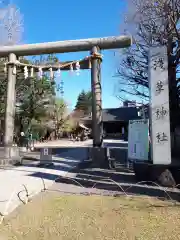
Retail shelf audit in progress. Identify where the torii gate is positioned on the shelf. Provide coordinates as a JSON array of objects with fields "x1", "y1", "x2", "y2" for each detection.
[{"x1": 0, "y1": 35, "x2": 132, "y2": 164}]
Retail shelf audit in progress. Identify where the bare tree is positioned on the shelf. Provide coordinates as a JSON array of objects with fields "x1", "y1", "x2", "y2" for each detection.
[
  {"x1": 0, "y1": 3, "x2": 23, "y2": 150},
  {"x1": 0, "y1": 3, "x2": 23, "y2": 101},
  {"x1": 0, "y1": 4, "x2": 23, "y2": 46},
  {"x1": 116, "y1": 0, "x2": 180, "y2": 129}
]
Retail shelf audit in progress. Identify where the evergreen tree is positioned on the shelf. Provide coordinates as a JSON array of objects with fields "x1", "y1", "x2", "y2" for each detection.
[{"x1": 75, "y1": 90, "x2": 92, "y2": 115}]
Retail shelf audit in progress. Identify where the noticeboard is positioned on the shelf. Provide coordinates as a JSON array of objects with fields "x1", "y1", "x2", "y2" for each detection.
[{"x1": 128, "y1": 119, "x2": 149, "y2": 161}]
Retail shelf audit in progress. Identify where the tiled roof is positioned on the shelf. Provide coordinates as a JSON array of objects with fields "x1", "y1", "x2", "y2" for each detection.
[{"x1": 82, "y1": 107, "x2": 141, "y2": 122}]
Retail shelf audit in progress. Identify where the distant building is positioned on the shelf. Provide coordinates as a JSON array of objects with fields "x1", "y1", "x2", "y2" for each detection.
[
  {"x1": 81, "y1": 106, "x2": 141, "y2": 139},
  {"x1": 123, "y1": 100, "x2": 137, "y2": 107}
]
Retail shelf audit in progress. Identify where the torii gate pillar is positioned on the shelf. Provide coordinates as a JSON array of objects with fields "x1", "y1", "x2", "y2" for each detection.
[
  {"x1": 4, "y1": 53, "x2": 17, "y2": 160},
  {"x1": 91, "y1": 46, "x2": 103, "y2": 147}
]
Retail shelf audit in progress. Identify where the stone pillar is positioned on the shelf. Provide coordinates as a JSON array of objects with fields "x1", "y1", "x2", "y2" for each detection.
[
  {"x1": 149, "y1": 46, "x2": 171, "y2": 165},
  {"x1": 38, "y1": 148, "x2": 53, "y2": 167},
  {"x1": 4, "y1": 53, "x2": 17, "y2": 160}
]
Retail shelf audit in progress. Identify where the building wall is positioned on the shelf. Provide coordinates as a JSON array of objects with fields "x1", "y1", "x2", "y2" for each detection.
[{"x1": 103, "y1": 121, "x2": 127, "y2": 134}]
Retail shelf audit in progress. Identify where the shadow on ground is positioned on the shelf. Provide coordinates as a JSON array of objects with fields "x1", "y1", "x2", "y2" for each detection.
[
  {"x1": 26, "y1": 162, "x2": 180, "y2": 202},
  {"x1": 19, "y1": 144, "x2": 180, "y2": 202},
  {"x1": 55, "y1": 167, "x2": 180, "y2": 201},
  {"x1": 103, "y1": 141, "x2": 128, "y2": 148},
  {"x1": 24, "y1": 147, "x2": 90, "y2": 161},
  {"x1": 25, "y1": 145, "x2": 128, "y2": 164}
]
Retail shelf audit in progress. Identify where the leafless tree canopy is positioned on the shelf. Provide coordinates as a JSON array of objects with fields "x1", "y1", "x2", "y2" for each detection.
[
  {"x1": 0, "y1": 4, "x2": 23, "y2": 46},
  {"x1": 116, "y1": 0, "x2": 180, "y2": 102}
]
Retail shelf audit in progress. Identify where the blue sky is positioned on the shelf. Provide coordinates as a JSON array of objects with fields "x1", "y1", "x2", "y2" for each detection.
[{"x1": 14, "y1": 0, "x2": 127, "y2": 110}]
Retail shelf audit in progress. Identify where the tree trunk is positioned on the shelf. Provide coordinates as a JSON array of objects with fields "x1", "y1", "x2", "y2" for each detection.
[
  {"x1": 167, "y1": 37, "x2": 180, "y2": 132},
  {"x1": 168, "y1": 63, "x2": 179, "y2": 132}
]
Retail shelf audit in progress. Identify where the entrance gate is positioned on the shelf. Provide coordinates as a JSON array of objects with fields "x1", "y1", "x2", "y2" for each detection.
[{"x1": 0, "y1": 35, "x2": 132, "y2": 164}]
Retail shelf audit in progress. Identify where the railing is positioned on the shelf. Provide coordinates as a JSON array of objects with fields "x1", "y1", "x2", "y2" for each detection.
[{"x1": 0, "y1": 174, "x2": 179, "y2": 225}]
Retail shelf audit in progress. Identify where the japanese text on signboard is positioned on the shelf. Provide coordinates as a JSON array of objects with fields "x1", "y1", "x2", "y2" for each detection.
[{"x1": 153, "y1": 57, "x2": 168, "y2": 144}]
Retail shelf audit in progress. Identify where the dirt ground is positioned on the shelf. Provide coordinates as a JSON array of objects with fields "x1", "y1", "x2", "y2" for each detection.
[{"x1": 0, "y1": 191, "x2": 180, "y2": 240}]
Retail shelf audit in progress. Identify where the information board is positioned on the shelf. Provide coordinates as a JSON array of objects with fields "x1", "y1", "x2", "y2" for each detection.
[{"x1": 128, "y1": 119, "x2": 149, "y2": 161}]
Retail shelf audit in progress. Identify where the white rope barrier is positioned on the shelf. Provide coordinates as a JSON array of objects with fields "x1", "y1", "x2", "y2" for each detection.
[{"x1": 0, "y1": 171, "x2": 179, "y2": 225}]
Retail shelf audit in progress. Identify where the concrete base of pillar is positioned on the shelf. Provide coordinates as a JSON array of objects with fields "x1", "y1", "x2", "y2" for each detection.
[
  {"x1": 88, "y1": 147, "x2": 109, "y2": 168},
  {"x1": 0, "y1": 146, "x2": 22, "y2": 167}
]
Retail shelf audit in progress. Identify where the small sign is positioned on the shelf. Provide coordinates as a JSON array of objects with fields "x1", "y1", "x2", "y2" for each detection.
[
  {"x1": 40, "y1": 148, "x2": 52, "y2": 165},
  {"x1": 43, "y1": 148, "x2": 48, "y2": 156}
]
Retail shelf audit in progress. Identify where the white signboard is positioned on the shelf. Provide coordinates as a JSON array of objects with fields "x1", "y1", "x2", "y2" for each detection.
[
  {"x1": 149, "y1": 46, "x2": 171, "y2": 165},
  {"x1": 128, "y1": 119, "x2": 149, "y2": 161}
]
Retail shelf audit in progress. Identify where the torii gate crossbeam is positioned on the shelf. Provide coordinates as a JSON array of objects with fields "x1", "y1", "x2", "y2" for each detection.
[{"x1": 0, "y1": 36, "x2": 131, "y2": 56}]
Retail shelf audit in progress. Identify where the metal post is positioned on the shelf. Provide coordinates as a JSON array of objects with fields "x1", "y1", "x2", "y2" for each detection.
[
  {"x1": 91, "y1": 46, "x2": 103, "y2": 147},
  {"x1": 4, "y1": 53, "x2": 17, "y2": 158}
]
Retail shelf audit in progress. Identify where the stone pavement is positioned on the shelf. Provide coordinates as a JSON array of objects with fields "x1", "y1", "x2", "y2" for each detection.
[
  {"x1": 33, "y1": 139, "x2": 128, "y2": 148},
  {"x1": 34, "y1": 139, "x2": 93, "y2": 148},
  {"x1": 0, "y1": 139, "x2": 129, "y2": 219},
  {"x1": 0, "y1": 148, "x2": 88, "y2": 217}
]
